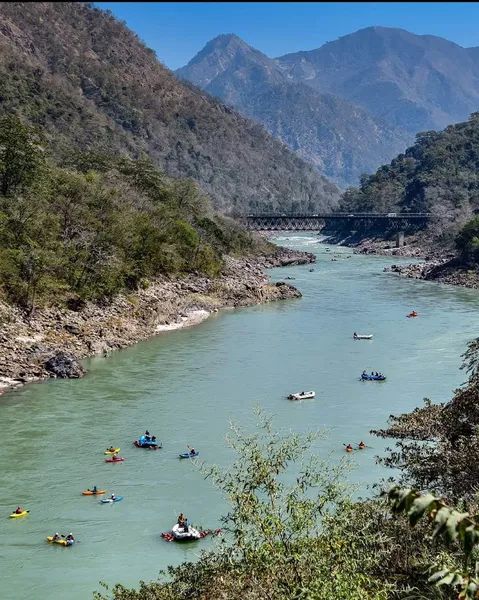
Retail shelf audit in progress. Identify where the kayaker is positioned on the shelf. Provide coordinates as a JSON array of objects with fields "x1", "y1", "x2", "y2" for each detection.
[
  {"x1": 346, "y1": 444, "x2": 353, "y2": 452},
  {"x1": 91, "y1": 486, "x2": 98, "y2": 493},
  {"x1": 66, "y1": 533, "x2": 75, "y2": 542},
  {"x1": 190, "y1": 448, "x2": 196, "y2": 455},
  {"x1": 108, "y1": 446, "x2": 116, "y2": 453},
  {"x1": 112, "y1": 453, "x2": 118, "y2": 460},
  {"x1": 109, "y1": 493, "x2": 116, "y2": 501},
  {"x1": 359, "y1": 442, "x2": 365, "y2": 450},
  {"x1": 15, "y1": 506, "x2": 23, "y2": 514}
]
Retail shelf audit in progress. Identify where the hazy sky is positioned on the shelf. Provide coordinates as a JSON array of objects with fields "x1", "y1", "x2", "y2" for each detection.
[{"x1": 95, "y1": 2, "x2": 479, "y2": 70}]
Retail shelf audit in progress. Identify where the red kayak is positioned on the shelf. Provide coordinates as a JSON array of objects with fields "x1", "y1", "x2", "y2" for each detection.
[{"x1": 105, "y1": 457, "x2": 125, "y2": 463}]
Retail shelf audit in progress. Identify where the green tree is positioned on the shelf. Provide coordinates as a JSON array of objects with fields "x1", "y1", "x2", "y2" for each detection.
[
  {"x1": 456, "y1": 216, "x2": 479, "y2": 265},
  {"x1": 0, "y1": 116, "x2": 47, "y2": 197}
]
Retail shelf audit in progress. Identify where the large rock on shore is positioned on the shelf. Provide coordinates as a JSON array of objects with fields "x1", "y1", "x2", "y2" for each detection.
[
  {"x1": 258, "y1": 248, "x2": 316, "y2": 268},
  {"x1": 44, "y1": 351, "x2": 86, "y2": 379}
]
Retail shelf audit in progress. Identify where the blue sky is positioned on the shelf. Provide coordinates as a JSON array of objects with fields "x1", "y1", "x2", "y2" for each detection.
[{"x1": 95, "y1": 2, "x2": 479, "y2": 70}]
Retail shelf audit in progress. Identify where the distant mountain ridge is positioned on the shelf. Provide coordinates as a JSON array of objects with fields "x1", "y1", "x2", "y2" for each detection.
[
  {"x1": 0, "y1": 2, "x2": 340, "y2": 214},
  {"x1": 276, "y1": 26, "x2": 479, "y2": 134},
  {"x1": 177, "y1": 27, "x2": 479, "y2": 187},
  {"x1": 177, "y1": 33, "x2": 411, "y2": 188}
]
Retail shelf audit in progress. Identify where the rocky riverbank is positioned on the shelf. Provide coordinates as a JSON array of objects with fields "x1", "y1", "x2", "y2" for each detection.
[
  {"x1": 384, "y1": 258, "x2": 479, "y2": 289},
  {"x1": 0, "y1": 248, "x2": 314, "y2": 394}
]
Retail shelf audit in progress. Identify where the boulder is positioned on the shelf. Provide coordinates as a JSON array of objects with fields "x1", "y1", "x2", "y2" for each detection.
[{"x1": 44, "y1": 351, "x2": 86, "y2": 379}]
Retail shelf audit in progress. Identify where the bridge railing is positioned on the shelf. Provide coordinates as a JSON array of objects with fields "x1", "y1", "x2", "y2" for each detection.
[{"x1": 243, "y1": 213, "x2": 433, "y2": 219}]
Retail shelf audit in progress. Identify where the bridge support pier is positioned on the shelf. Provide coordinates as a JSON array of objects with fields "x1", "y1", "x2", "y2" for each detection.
[{"x1": 396, "y1": 231, "x2": 405, "y2": 248}]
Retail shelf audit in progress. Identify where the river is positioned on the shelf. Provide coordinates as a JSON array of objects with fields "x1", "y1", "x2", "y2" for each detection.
[{"x1": 1, "y1": 234, "x2": 478, "y2": 600}]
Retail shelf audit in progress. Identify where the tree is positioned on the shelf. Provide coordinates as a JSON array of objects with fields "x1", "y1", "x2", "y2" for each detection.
[
  {"x1": 0, "y1": 116, "x2": 47, "y2": 197},
  {"x1": 456, "y1": 216, "x2": 479, "y2": 265},
  {"x1": 385, "y1": 486, "x2": 479, "y2": 599}
]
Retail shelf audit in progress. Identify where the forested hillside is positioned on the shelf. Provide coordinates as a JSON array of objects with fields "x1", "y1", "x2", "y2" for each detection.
[
  {"x1": 0, "y1": 2, "x2": 339, "y2": 213},
  {"x1": 0, "y1": 116, "x2": 271, "y2": 309},
  {"x1": 340, "y1": 113, "x2": 479, "y2": 235}
]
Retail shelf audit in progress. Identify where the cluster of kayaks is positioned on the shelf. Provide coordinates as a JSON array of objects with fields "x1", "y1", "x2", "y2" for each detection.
[
  {"x1": 345, "y1": 443, "x2": 366, "y2": 452},
  {"x1": 9, "y1": 433, "x2": 201, "y2": 546}
]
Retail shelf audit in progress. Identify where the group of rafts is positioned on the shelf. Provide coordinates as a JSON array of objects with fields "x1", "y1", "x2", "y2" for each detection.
[
  {"x1": 287, "y1": 311, "x2": 419, "y2": 452},
  {"x1": 8, "y1": 430, "x2": 216, "y2": 545}
]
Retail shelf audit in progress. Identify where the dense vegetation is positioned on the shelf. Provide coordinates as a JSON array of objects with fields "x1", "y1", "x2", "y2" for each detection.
[
  {"x1": 339, "y1": 112, "x2": 479, "y2": 249},
  {"x1": 341, "y1": 112, "x2": 479, "y2": 216},
  {"x1": 0, "y1": 116, "x2": 270, "y2": 310},
  {"x1": 0, "y1": 1, "x2": 339, "y2": 214},
  {"x1": 93, "y1": 336, "x2": 479, "y2": 600}
]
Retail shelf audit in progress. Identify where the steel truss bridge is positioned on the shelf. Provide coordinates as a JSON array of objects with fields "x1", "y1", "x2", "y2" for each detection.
[{"x1": 242, "y1": 213, "x2": 433, "y2": 231}]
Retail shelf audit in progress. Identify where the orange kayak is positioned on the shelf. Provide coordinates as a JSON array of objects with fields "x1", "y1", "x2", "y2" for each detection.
[{"x1": 82, "y1": 490, "x2": 105, "y2": 495}]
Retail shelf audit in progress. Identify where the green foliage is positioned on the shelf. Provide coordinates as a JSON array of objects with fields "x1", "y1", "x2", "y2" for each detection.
[
  {"x1": 456, "y1": 216, "x2": 479, "y2": 265},
  {"x1": 0, "y1": 116, "x2": 267, "y2": 308},
  {"x1": 340, "y1": 113, "x2": 479, "y2": 244},
  {"x1": 385, "y1": 486, "x2": 479, "y2": 599},
  {"x1": 0, "y1": 116, "x2": 47, "y2": 197}
]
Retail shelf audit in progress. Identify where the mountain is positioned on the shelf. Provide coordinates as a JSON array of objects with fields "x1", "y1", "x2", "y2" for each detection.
[
  {"x1": 276, "y1": 26, "x2": 479, "y2": 134},
  {"x1": 177, "y1": 34, "x2": 411, "y2": 188},
  {"x1": 340, "y1": 112, "x2": 479, "y2": 233},
  {"x1": 0, "y1": 2, "x2": 340, "y2": 214}
]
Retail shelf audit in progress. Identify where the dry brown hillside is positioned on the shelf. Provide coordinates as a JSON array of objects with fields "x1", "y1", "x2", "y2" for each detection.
[{"x1": 0, "y1": 1, "x2": 339, "y2": 213}]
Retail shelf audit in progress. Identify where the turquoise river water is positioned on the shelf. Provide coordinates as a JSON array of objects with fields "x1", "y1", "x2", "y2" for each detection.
[{"x1": 1, "y1": 234, "x2": 478, "y2": 600}]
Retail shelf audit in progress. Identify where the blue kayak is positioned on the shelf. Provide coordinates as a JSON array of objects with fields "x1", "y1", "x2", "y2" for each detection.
[
  {"x1": 179, "y1": 452, "x2": 199, "y2": 459},
  {"x1": 101, "y1": 496, "x2": 123, "y2": 503},
  {"x1": 361, "y1": 374, "x2": 386, "y2": 381}
]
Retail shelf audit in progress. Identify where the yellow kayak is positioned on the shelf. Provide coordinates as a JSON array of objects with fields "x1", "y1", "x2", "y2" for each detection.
[
  {"x1": 104, "y1": 448, "x2": 120, "y2": 455},
  {"x1": 9, "y1": 510, "x2": 29, "y2": 518},
  {"x1": 46, "y1": 536, "x2": 74, "y2": 546}
]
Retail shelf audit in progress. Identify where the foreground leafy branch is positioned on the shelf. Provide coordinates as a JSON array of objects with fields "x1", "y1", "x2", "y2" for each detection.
[{"x1": 385, "y1": 486, "x2": 479, "y2": 598}]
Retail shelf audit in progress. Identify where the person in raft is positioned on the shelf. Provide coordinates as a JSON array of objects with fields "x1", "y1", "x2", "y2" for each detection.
[
  {"x1": 15, "y1": 506, "x2": 23, "y2": 514},
  {"x1": 90, "y1": 486, "x2": 98, "y2": 493},
  {"x1": 178, "y1": 513, "x2": 187, "y2": 526},
  {"x1": 66, "y1": 533, "x2": 75, "y2": 542},
  {"x1": 112, "y1": 454, "x2": 118, "y2": 460},
  {"x1": 52, "y1": 533, "x2": 61, "y2": 541}
]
